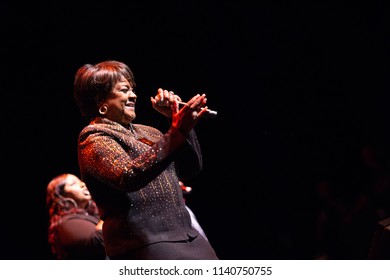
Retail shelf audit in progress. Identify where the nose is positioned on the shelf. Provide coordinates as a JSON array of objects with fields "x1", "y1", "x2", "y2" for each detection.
[{"x1": 129, "y1": 89, "x2": 137, "y2": 98}]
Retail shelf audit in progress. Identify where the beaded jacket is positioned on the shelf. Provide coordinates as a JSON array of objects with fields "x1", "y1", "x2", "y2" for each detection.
[{"x1": 77, "y1": 117, "x2": 202, "y2": 257}]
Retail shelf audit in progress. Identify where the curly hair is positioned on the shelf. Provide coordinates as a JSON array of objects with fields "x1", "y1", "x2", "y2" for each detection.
[{"x1": 46, "y1": 173, "x2": 99, "y2": 257}]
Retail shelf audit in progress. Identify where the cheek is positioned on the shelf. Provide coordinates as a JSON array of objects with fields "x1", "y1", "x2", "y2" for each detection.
[{"x1": 65, "y1": 189, "x2": 82, "y2": 200}]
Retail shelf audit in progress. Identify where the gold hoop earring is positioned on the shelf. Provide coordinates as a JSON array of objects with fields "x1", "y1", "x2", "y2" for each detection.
[{"x1": 99, "y1": 105, "x2": 108, "y2": 115}]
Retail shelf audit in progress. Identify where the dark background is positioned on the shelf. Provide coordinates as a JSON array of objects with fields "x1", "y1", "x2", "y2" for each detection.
[{"x1": 3, "y1": 1, "x2": 390, "y2": 259}]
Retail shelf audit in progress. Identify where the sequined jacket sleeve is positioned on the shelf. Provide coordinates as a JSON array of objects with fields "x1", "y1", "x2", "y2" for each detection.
[{"x1": 77, "y1": 117, "x2": 202, "y2": 192}]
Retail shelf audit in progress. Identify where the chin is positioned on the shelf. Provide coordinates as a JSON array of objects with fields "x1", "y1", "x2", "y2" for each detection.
[{"x1": 126, "y1": 114, "x2": 136, "y2": 122}]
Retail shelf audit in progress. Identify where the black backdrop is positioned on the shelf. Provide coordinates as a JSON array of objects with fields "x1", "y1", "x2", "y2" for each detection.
[{"x1": 3, "y1": 1, "x2": 390, "y2": 259}]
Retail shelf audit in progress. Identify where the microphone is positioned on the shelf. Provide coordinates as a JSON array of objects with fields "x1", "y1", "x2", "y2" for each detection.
[{"x1": 177, "y1": 101, "x2": 217, "y2": 118}]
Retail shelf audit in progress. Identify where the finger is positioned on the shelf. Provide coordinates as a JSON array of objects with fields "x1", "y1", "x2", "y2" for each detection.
[
  {"x1": 150, "y1": 96, "x2": 156, "y2": 106},
  {"x1": 158, "y1": 88, "x2": 164, "y2": 106},
  {"x1": 161, "y1": 90, "x2": 170, "y2": 106},
  {"x1": 186, "y1": 94, "x2": 201, "y2": 108},
  {"x1": 171, "y1": 98, "x2": 179, "y2": 114},
  {"x1": 197, "y1": 106, "x2": 208, "y2": 118},
  {"x1": 163, "y1": 89, "x2": 170, "y2": 99},
  {"x1": 189, "y1": 94, "x2": 206, "y2": 110},
  {"x1": 197, "y1": 95, "x2": 207, "y2": 110},
  {"x1": 200, "y1": 97, "x2": 207, "y2": 108},
  {"x1": 154, "y1": 88, "x2": 162, "y2": 106},
  {"x1": 168, "y1": 91, "x2": 175, "y2": 103},
  {"x1": 174, "y1": 94, "x2": 182, "y2": 103}
]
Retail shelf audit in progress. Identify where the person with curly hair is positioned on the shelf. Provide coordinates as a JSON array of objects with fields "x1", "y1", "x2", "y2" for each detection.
[{"x1": 46, "y1": 173, "x2": 106, "y2": 259}]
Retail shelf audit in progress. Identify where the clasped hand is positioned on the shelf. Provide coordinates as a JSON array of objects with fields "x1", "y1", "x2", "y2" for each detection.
[{"x1": 150, "y1": 88, "x2": 208, "y2": 135}]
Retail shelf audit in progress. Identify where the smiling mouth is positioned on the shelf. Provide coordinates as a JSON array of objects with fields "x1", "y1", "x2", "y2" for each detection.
[{"x1": 125, "y1": 102, "x2": 135, "y2": 108}]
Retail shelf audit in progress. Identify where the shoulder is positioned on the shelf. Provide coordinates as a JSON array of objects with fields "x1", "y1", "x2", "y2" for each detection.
[
  {"x1": 133, "y1": 123, "x2": 163, "y2": 136},
  {"x1": 80, "y1": 118, "x2": 121, "y2": 134},
  {"x1": 61, "y1": 214, "x2": 99, "y2": 226},
  {"x1": 56, "y1": 214, "x2": 100, "y2": 238},
  {"x1": 79, "y1": 118, "x2": 129, "y2": 143}
]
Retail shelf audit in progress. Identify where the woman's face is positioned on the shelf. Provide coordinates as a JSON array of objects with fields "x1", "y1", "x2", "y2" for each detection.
[
  {"x1": 63, "y1": 174, "x2": 91, "y2": 208},
  {"x1": 103, "y1": 76, "x2": 137, "y2": 126}
]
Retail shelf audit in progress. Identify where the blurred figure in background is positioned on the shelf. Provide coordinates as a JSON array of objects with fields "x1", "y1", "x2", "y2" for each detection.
[
  {"x1": 46, "y1": 173, "x2": 106, "y2": 259},
  {"x1": 180, "y1": 181, "x2": 209, "y2": 241}
]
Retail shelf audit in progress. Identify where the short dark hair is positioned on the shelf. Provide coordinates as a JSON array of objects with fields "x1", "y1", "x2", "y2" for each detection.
[{"x1": 74, "y1": 60, "x2": 136, "y2": 119}]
